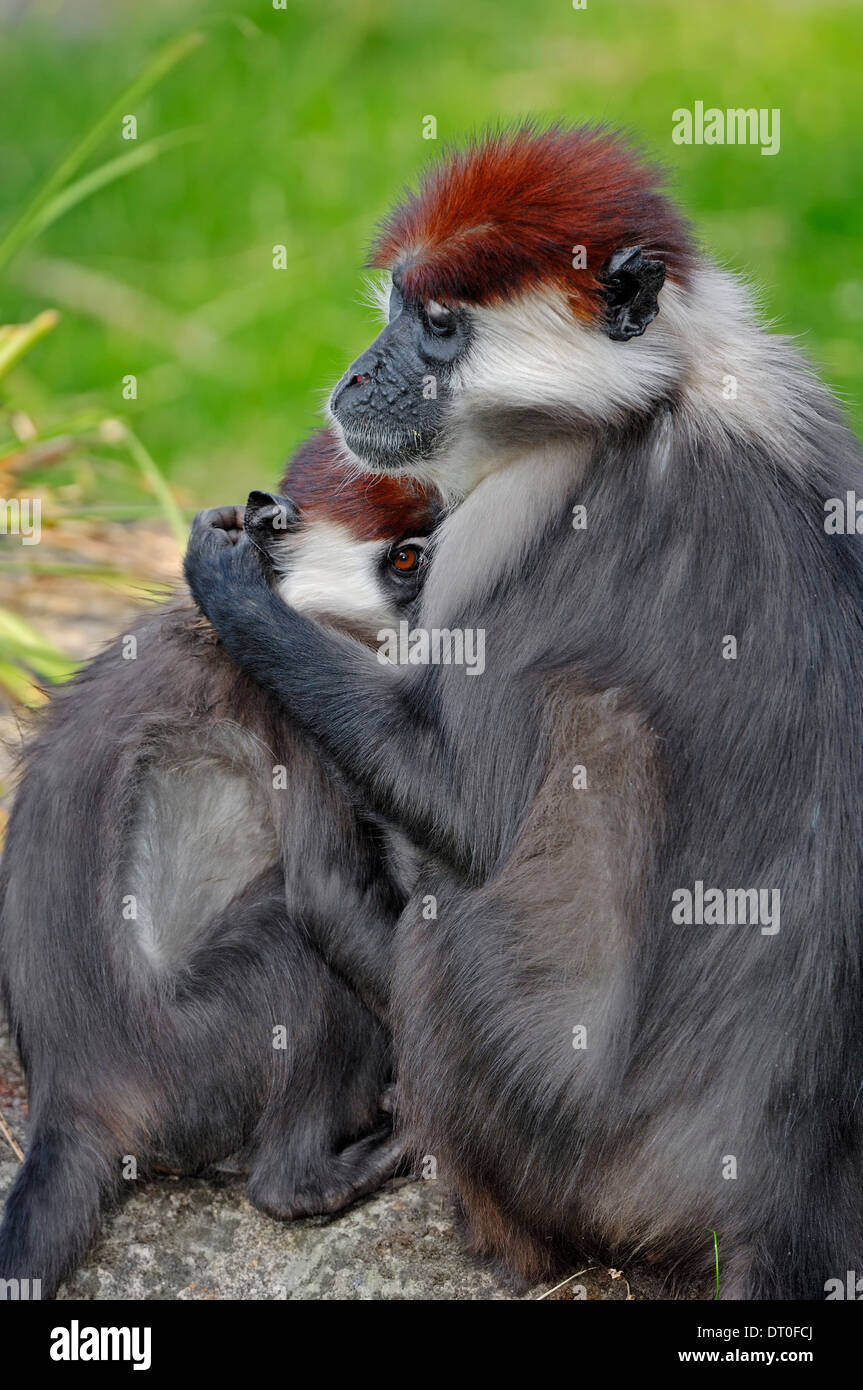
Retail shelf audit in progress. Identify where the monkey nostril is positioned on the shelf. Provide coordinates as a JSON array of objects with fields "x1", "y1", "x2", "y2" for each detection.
[{"x1": 331, "y1": 368, "x2": 373, "y2": 412}]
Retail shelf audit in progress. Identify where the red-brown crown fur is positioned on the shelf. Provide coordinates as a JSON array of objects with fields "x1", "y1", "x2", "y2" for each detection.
[
  {"x1": 279, "y1": 427, "x2": 437, "y2": 542},
  {"x1": 371, "y1": 123, "x2": 695, "y2": 321}
]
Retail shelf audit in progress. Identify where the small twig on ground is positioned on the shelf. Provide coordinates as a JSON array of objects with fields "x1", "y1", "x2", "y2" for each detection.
[
  {"x1": 536, "y1": 1265, "x2": 599, "y2": 1300},
  {"x1": 609, "y1": 1266, "x2": 635, "y2": 1299}
]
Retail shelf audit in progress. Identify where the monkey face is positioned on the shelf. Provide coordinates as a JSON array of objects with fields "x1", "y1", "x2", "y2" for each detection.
[
  {"x1": 328, "y1": 276, "x2": 472, "y2": 476},
  {"x1": 243, "y1": 489, "x2": 433, "y2": 640},
  {"x1": 326, "y1": 124, "x2": 691, "y2": 497},
  {"x1": 327, "y1": 249, "x2": 672, "y2": 501}
]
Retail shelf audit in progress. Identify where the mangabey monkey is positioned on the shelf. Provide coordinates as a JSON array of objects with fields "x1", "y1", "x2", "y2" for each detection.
[
  {"x1": 0, "y1": 428, "x2": 438, "y2": 1299},
  {"x1": 184, "y1": 124, "x2": 863, "y2": 1300}
]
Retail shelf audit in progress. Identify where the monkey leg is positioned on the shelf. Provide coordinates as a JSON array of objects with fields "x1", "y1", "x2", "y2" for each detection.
[
  {"x1": 0, "y1": 1123, "x2": 125, "y2": 1302},
  {"x1": 243, "y1": 952, "x2": 401, "y2": 1221},
  {"x1": 165, "y1": 866, "x2": 398, "y2": 1221},
  {"x1": 717, "y1": 1197, "x2": 863, "y2": 1301},
  {"x1": 0, "y1": 873, "x2": 395, "y2": 1297},
  {"x1": 247, "y1": 1124, "x2": 404, "y2": 1222}
]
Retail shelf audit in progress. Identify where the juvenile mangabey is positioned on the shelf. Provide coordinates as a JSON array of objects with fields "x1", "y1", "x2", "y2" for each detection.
[
  {"x1": 0, "y1": 428, "x2": 437, "y2": 1299},
  {"x1": 185, "y1": 125, "x2": 863, "y2": 1299}
]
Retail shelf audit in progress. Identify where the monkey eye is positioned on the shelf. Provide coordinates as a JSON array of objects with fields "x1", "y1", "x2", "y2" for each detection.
[
  {"x1": 424, "y1": 300, "x2": 455, "y2": 336},
  {"x1": 389, "y1": 539, "x2": 426, "y2": 573}
]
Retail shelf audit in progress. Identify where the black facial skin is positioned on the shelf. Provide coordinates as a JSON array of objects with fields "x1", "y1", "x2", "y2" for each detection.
[{"x1": 329, "y1": 278, "x2": 472, "y2": 470}]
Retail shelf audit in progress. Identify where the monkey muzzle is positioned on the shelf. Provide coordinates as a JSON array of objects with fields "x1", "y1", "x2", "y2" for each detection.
[{"x1": 329, "y1": 316, "x2": 449, "y2": 470}]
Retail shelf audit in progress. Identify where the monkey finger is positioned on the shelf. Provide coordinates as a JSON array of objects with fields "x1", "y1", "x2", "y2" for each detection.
[
  {"x1": 184, "y1": 514, "x2": 242, "y2": 617},
  {"x1": 221, "y1": 503, "x2": 246, "y2": 543},
  {"x1": 189, "y1": 505, "x2": 246, "y2": 548}
]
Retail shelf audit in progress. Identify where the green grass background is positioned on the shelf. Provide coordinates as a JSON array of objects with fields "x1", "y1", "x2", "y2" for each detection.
[{"x1": 1, "y1": 0, "x2": 861, "y2": 507}]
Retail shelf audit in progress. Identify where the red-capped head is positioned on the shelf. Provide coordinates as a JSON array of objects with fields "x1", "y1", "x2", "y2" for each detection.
[
  {"x1": 372, "y1": 122, "x2": 694, "y2": 321},
  {"x1": 278, "y1": 426, "x2": 438, "y2": 542},
  {"x1": 242, "y1": 427, "x2": 441, "y2": 638},
  {"x1": 327, "y1": 124, "x2": 700, "y2": 496}
]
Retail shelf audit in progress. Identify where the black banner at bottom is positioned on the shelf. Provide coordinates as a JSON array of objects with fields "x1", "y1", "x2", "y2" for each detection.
[{"x1": 1, "y1": 1296, "x2": 856, "y2": 1375}]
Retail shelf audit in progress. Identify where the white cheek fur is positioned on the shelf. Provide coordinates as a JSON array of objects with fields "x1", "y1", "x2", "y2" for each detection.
[
  {"x1": 456, "y1": 287, "x2": 682, "y2": 425},
  {"x1": 272, "y1": 520, "x2": 395, "y2": 629},
  {"x1": 425, "y1": 263, "x2": 814, "y2": 498},
  {"x1": 329, "y1": 258, "x2": 810, "y2": 509}
]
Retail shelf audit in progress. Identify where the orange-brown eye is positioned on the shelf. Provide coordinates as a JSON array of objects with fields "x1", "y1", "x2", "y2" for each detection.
[{"x1": 392, "y1": 546, "x2": 420, "y2": 573}]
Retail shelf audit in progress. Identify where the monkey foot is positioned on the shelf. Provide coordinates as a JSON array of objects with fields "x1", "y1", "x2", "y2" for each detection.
[{"x1": 246, "y1": 1126, "x2": 404, "y2": 1222}]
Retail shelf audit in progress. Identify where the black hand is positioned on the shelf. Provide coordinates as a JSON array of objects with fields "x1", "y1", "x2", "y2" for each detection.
[{"x1": 183, "y1": 508, "x2": 268, "y2": 624}]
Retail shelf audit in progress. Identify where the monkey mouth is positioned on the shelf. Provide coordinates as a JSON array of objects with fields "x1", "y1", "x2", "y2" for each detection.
[{"x1": 331, "y1": 416, "x2": 440, "y2": 473}]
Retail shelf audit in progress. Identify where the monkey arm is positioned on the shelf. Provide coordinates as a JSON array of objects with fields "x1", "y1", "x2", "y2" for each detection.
[{"x1": 184, "y1": 513, "x2": 539, "y2": 883}]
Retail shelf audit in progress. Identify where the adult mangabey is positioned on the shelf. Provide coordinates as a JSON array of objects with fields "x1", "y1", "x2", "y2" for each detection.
[
  {"x1": 0, "y1": 428, "x2": 438, "y2": 1299},
  {"x1": 184, "y1": 125, "x2": 863, "y2": 1300}
]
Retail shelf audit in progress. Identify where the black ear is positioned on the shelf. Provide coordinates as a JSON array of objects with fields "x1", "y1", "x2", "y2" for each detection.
[{"x1": 599, "y1": 246, "x2": 666, "y2": 342}]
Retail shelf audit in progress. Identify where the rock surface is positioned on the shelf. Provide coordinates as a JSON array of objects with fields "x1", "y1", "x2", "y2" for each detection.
[{"x1": 1, "y1": 1031, "x2": 695, "y2": 1302}]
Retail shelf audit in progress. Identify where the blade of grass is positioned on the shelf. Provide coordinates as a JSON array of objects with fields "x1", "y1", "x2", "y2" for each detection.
[
  {"x1": 0, "y1": 609, "x2": 77, "y2": 681},
  {"x1": 116, "y1": 425, "x2": 188, "y2": 548},
  {"x1": 0, "y1": 658, "x2": 45, "y2": 705},
  {"x1": 0, "y1": 561, "x2": 171, "y2": 592},
  {"x1": 0, "y1": 1110, "x2": 24, "y2": 1162},
  {"x1": 25, "y1": 129, "x2": 203, "y2": 247},
  {"x1": 0, "y1": 311, "x2": 60, "y2": 381},
  {"x1": 0, "y1": 29, "x2": 205, "y2": 271},
  {"x1": 11, "y1": 255, "x2": 241, "y2": 382},
  {"x1": 0, "y1": 410, "x2": 133, "y2": 455}
]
